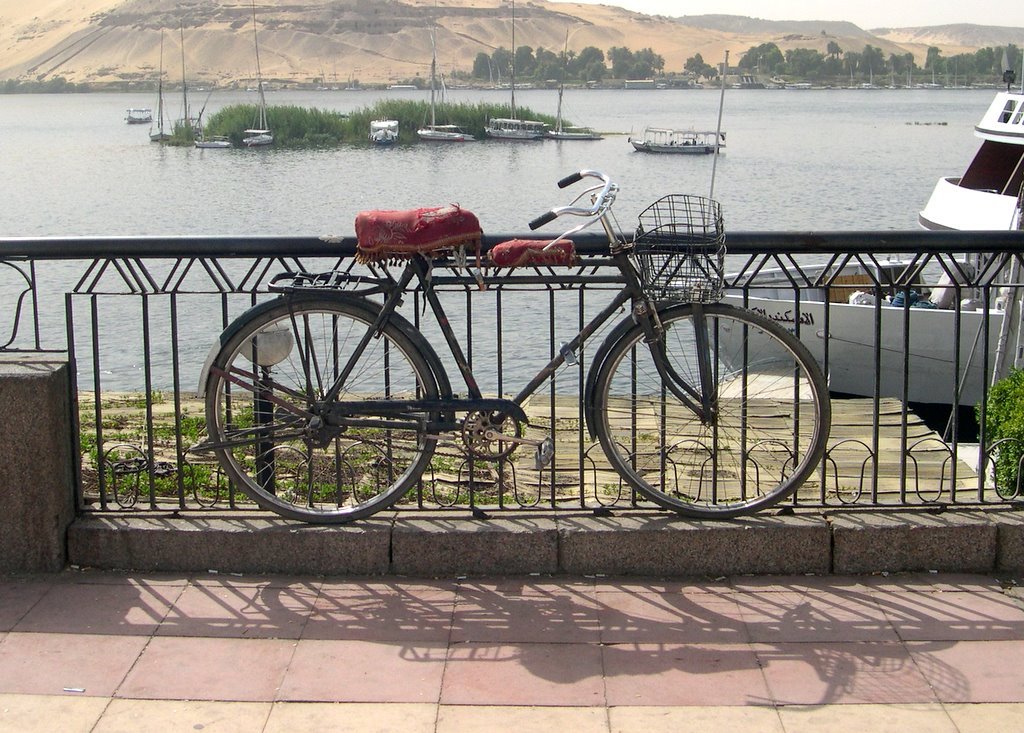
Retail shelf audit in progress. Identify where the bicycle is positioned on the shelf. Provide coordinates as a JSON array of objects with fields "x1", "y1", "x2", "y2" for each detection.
[{"x1": 194, "y1": 169, "x2": 831, "y2": 523}]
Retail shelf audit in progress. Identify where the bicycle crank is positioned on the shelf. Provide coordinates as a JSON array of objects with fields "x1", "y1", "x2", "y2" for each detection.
[{"x1": 479, "y1": 428, "x2": 555, "y2": 472}]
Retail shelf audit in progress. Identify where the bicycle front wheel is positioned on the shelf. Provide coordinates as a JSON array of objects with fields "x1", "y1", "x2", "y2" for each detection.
[
  {"x1": 592, "y1": 302, "x2": 830, "y2": 518},
  {"x1": 204, "y1": 295, "x2": 439, "y2": 523}
]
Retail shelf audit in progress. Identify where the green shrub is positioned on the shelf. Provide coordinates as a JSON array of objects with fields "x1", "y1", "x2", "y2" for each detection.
[
  {"x1": 980, "y1": 367, "x2": 1024, "y2": 496},
  {"x1": 196, "y1": 100, "x2": 563, "y2": 147}
]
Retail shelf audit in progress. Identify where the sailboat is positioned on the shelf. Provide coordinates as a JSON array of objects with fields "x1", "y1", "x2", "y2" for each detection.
[
  {"x1": 194, "y1": 89, "x2": 232, "y2": 149},
  {"x1": 417, "y1": 24, "x2": 474, "y2": 142},
  {"x1": 242, "y1": 0, "x2": 273, "y2": 147},
  {"x1": 149, "y1": 31, "x2": 170, "y2": 143},
  {"x1": 547, "y1": 30, "x2": 601, "y2": 140},
  {"x1": 173, "y1": 24, "x2": 201, "y2": 141},
  {"x1": 485, "y1": 0, "x2": 545, "y2": 140}
]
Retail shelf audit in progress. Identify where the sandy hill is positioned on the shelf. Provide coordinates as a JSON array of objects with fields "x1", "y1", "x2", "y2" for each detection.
[{"x1": 0, "y1": 0, "x2": 1018, "y2": 86}]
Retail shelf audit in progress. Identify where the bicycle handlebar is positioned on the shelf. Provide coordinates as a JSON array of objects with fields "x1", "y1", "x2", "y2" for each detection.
[
  {"x1": 528, "y1": 169, "x2": 618, "y2": 235},
  {"x1": 557, "y1": 171, "x2": 584, "y2": 189},
  {"x1": 528, "y1": 211, "x2": 559, "y2": 230}
]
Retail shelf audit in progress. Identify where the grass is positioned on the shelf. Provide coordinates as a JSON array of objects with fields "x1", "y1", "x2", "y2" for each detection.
[{"x1": 171, "y1": 100, "x2": 564, "y2": 147}]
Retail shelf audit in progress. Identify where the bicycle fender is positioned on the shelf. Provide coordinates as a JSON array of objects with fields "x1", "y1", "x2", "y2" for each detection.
[{"x1": 198, "y1": 293, "x2": 453, "y2": 401}]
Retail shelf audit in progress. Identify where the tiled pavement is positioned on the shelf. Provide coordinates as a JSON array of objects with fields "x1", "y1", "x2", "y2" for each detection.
[{"x1": 1, "y1": 571, "x2": 1024, "y2": 731}]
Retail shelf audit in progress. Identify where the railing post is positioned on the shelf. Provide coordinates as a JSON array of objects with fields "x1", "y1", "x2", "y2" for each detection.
[{"x1": 0, "y1": 355, "x2": 75, "y2": 573}]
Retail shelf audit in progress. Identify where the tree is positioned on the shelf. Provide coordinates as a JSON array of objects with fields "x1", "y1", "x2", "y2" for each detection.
[
  {"x1": 861, "y1": 45, "x2": 885, "y2": 79},
  {"x1": 491, "y1": 47, "x2": 512, "y2": 82},
  {"x1": 472, "y1": 52, "x2": 491, "y2": 80},
  {"x1": 571, "y1": 46, "x2": 606, "y2": 81},
  {"x1": 826, "y1": 41, "x2": 843, "y2": 60},
  {"x1": 684, "y1": 53, "x2": 715, "y2": 81},
  {"x1": 738, "y1": 43, "x2": 784, "y2": 74},
  {"x1": 513, "y1": 45, "x2": 536, "y2": 78},
  {"x1": 785, "y1": 48, "x2": 824, "y2": 78},
  {"x1": 632, "y1": 48, "x2": 665, "y2": 78},
  {"x1": 607, "y1": 46, "x2": 633, "y2": 78}
]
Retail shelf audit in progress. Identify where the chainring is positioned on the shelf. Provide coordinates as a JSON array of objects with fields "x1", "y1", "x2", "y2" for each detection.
[{"x1": 460, "y1": 410, "x2": 523, "y2": 460}]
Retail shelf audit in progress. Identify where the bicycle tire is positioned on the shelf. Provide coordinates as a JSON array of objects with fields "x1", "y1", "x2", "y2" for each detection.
[
  {"x1": 204, "y1": 295, "x2": 440, "y2": 523},
  {"x1": 591, "y1": 302, "x2": 830, "y2": 518}
]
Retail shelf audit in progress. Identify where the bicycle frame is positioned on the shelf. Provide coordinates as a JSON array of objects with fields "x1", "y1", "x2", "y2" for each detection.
[{"x1": 304, "y1": 245, "x2": 714, "y2": 440}]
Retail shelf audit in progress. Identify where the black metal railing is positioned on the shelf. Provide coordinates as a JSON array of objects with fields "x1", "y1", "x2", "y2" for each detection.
[{"x1": 3, "y1": 230, "x2": 1024, "y2": 517}]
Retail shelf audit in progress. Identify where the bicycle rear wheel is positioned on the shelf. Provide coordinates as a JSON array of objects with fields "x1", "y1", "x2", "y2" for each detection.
[
  {"x1": 592, "y1": 302, "x2": 829, "y2": 518},
  {"x1": 204, "y1": 295, "x2": 439, "y2": 523}
]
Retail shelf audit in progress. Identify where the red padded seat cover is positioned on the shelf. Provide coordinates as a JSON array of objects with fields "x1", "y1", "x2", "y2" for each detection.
[
  {"x1": 489, "y1": 239, "x2": 578, "y2": 268},
  {"x1": 355, "y1": 204, "x2": 482, "y2": 263}
]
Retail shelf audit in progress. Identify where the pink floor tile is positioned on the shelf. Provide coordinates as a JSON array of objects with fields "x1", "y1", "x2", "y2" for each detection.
[
  {"x1": 158, "y1": 583, "x2": 317, "y2": 639},
  {"x1": 461, "y1": 579, "x2": 597, "y2": 596},
  {"x1": 0, "y1": 632, "x2": 147, "y2": 697},
  {"x1": 279, "y1": 639, "x2": 447, "y2": 702},
  {"x1": 117, "y1": 636, "x2": 296, "y2": 702},
  {"x1": 735, "y1": 589, "x2": 899, "y2": 643},
  {"x1": 907, "y1": 640, "x2": 1024, "y2": 703},
  {"x1": 451, "y1": 586, "x2": 599, "y2": 643},
  {"x1": 13, "y1": 580, "x2": 181, "y2": 635},
  {"x1": 0, "y1": 580, "x2": 51, "y2": 631},
  {"x1": 597, "y1": 590, "x2": 748, "y2": 644},
  {"x1": 190, "y1": 575, "x2": 323, "y2": 591},
  {"x1": 441, "y1": 642, "x2": 605, "y2": 706},
  {"x1": 593, "y1": 578, "x2": 733, "y2": 595},
  {"x1": 873, "y1": 590, "x2": 1024, "y2": 641},
  {"x1": 728, "y1": 575, "x2": 872, "y2": 593},
  {"x1": 602, "y1": 642, "x2": 770, "y2": 706},
  {"x1": 304, "y1": 583, "x2": 456, "y2": 642},
  {"x1": 861, "y1": 573, "x2": 1003, "y2": 593},
  {"x1": 754, "y1": 641, "x2": 939, "y2": 705}
]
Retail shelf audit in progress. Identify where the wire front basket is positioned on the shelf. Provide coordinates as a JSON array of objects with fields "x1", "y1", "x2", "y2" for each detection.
[{"x1": 632, "y1": 194, "x2": 726, "y2": 303}]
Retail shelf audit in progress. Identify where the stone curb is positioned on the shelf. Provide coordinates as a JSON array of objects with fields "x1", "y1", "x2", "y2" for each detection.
[{"x1": 61, "y1": 509, "x2": 1024, "y2": 577}]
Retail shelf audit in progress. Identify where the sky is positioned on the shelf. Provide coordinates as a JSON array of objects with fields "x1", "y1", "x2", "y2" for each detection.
[{"x1": 551, "y1": 0, "x2": 1024, "y2": 30}]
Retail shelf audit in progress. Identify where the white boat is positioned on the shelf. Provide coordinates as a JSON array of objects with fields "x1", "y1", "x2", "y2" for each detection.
[
  {"x1": 195, "y1": 136, "x2": 233, "y2": 149},
  {"x1": 370, "y1": 119, "x2": 399, "y2": 145},
  {"x1": 547, "y1": 125, "x2": 602, "y2": 140},
  {"x1": 125, "y1": 108, "x2": 152, "y2": 124},
  {"x1": 485, "y1": 117, "x2": 546, "y2": 140},
  {"x1": 918, "y1": 91, "x2": 1024, "y2": 231},
  {"x1": 546, "y1": 31, "x2": 602, "y2": 141},
  {"x1": 418, "y1": 124, "x2": 473, "y2": 142},
  {"x1": 242, "y1": 0, "x2": 273, "y2": 148},
  {"x1": 628, "y1": 127, "x2": 724, "y2": 154},
  {"x1": 417, "y1": 26, "x2": 474, "y2": 142},
  {"x1": 726, "y1": 90, "x2": 1024, "y2": 406},
  {"x1": 484, "y1": 0, "x2": 544, "y2": 142}
]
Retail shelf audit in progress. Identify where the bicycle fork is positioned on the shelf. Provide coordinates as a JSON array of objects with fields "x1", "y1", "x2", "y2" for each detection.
[{"x1": 635, "y1": 302, "x2": 717, "y2": 425}]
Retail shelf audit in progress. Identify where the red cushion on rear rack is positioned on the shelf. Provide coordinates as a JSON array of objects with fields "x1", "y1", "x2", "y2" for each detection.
[{"x1": 489, "y1": 239, "x2": 578, "y2": 268}]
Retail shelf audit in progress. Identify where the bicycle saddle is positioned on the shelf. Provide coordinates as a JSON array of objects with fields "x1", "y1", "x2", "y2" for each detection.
[{"x1": 354, "y1": 204, "x2": 482, "y2": 263}]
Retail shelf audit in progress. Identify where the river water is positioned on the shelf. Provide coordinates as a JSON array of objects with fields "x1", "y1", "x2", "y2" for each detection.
[
  {"x1": 0, "y1": 87, "x2": 992, "y2": 235},
  {"x1": 0, "y1": 87, "x2": 997, "y2": 391}
]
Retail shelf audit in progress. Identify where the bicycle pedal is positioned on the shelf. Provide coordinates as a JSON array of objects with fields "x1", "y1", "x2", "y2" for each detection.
[{"x1": 534, "y1": 436, "x2": 555, "y2": 470}]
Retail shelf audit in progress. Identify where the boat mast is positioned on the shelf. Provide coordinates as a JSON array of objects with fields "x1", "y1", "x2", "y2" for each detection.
[
  {"x1": 251, "y1": 0, "x2": 268, "y2": 130},
  {"x1": 510, "y1": 0, "x2": 516, "y2": 119},
  {"x1": 154, "y1": 31, "x2": 165, "y2": 140},
  {"x1": 429, "y1": 22, "x2": 437, "y2": 127},
  {"x1": 179, "y1": 24, "x2": 189, "y2": 133},
  {"x1": 555, "y1": 28, "x2": 568, "y2": 134},
  {"x1": 709, "y1": 49, "x2": 728, "y2": 200}
]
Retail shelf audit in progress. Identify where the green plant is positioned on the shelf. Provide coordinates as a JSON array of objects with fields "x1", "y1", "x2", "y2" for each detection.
[{"x1": 980, "y1": 367, "x2": 1024, "y2": 496}]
